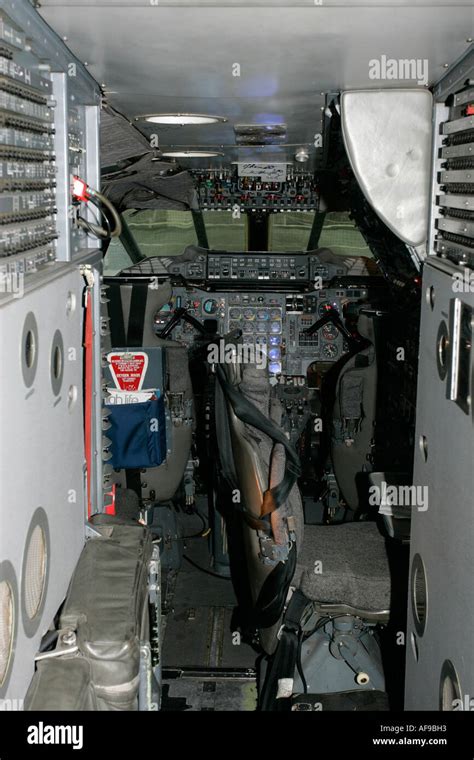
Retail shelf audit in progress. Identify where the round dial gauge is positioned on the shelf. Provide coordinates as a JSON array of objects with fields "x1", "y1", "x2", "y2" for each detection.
[
  {"x1": 318, "y1": 300, "x2": 339, "y2": 317},
  {"x1": 322, "y1": 343, "x2": 338, "y2": 359},
  {"x1": 203, "y1": 298, "x2": 218, "y2": 315},
  {"x1": 318, "y1": 301, "x2": 332, "y2": 317},
  {"x1": 322, "y1": 323, "x2": 338, "y2": 340}
]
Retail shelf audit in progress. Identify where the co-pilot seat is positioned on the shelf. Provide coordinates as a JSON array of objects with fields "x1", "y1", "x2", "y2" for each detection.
[
  {"x1": 330, "y1": 311, "x2": 378, "y2": 510},
  {"x1": 215, "y1": 343, "x2": 392, "y2": 705}
]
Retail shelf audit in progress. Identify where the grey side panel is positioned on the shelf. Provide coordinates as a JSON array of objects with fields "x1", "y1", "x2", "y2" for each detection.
[
  {"x1": 0, "y1": 267, "x2": 87, "y2": 702},
  {"x1": 405, "y1": 261, "x2": 474, "y2": 710}
]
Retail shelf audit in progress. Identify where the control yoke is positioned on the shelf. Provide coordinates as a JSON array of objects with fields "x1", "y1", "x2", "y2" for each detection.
[
  {"x1": 303, "y1": 308, "x2": 360, "y2": 350},
  {"x1": 159, "y1": 307, "x2": 207, "y2": 338}
]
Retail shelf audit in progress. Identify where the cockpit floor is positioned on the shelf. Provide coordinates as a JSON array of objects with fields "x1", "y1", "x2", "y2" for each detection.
[
  {"x1": 161, "y1": 518, "x2": 258, "y2": 710},
  {"x1": 161, "y1": 676, "x2": 257, "y2": 712}
]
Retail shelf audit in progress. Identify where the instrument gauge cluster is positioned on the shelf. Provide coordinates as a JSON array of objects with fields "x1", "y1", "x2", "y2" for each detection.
[{"x1": 153, "y1": 286, "x2": 367, "y2": 376}]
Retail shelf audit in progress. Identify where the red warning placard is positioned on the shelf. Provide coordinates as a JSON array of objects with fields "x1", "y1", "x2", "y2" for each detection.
[{"x1": 107, "y1": 351, "x2": 149, "y2": 392}]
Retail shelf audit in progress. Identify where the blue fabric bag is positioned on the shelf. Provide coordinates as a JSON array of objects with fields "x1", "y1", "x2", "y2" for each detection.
[{"x1": 106, "y1": 392, "x2": 166, "y2": 469}]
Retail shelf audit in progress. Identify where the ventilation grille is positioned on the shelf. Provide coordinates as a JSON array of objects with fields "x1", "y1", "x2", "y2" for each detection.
[
  {"x1": 0, "y1": 581, "x2": 13, "y2": 686},
  {"x1": 24, "y1": 525, "x2": 47, "y2": 620}
]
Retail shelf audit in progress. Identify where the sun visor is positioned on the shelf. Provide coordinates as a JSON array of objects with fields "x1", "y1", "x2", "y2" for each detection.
[
  {"x1": 102, "y1": 153, "x2": 199, "y2": 212},
  {"x1": 100, "y1": 105, "x2": 152, "y2": 168},
  {"x1": 341, "y1": 90, "x2": 432, "y2": 247}
]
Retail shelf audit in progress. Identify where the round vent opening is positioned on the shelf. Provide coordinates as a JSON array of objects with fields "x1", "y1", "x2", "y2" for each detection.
[
  {"x1": 411, "y1": 553, "x2": 428, "y2": 637},
  {"x1": 440, "y1": 660, "x2": 462, "y2": 711},
  {"x1": 50, "y1": 330, "x2": 64, "y2": 396},
  {"x1": 0, "y1": 581, "x2": 13, "y2": 687},
  {"x1": 419, "y1": 435, "x2": 428, "y2": 462},
  {"x1": 24, "y1": 330, "x2": 36, "y2": 369},
  {"x1": 426, "y1": 285, "x2": 435, "y2": 310},
  {"x1": 410, "y1": 631, "x2": 419, "y2": 662},
  {"x1": 436, "y1": 321, "x2": 450, "y2": 381},
  {"x1": 24, "y1": 525, "x2": 47, "y2": 621},
  {"x1": 53, "y1": 345, "x2": 62, "y2": 380},
  {"x1": 21, "y1": 312, "x2": 39, "y2": 388}
]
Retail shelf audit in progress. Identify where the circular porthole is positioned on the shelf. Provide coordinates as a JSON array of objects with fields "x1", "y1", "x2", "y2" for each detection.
[
  {"x1": 21, "y1": 312, "x2": 39, "y2": 388},
  {"x1": 0, "y1": 561, "x2": 18, "y2": 698},
  {"x1": 411, "y1": 553, "x2": 428, "y2": 637},
  {"x1": 50, "y1": 330, "x2": 64, "y2": 396},
  {"x1": 439, "y1": 660, "x2": 462, "y2": 711},
  {"x1": 21, "y1": 508, "x2": 50, "y2": 638},
  {"x1": 436, "y1": 321, "x2": 450, "y2": 381}
]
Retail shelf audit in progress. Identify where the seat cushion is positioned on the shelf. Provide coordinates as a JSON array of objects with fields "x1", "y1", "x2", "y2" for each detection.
[{"x1": 295, "y1": 522, "x2": 391, "y2": 612}]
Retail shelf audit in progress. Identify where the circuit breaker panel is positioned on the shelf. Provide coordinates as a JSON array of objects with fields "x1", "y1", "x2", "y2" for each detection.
[
  {"x1": 405, "y1": 46, "x2": 474, "y2": 710},
  {"x1": 0, "y1": 0, "x2": 102, "y2": 704},
  {"x1": 0, "y1": 0, "x2": 100, "y2": 278}
]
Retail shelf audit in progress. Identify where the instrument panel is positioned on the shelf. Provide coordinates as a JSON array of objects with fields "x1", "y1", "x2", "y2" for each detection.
[
  {"x1": 120, "y1": 249, "x2": 376, "y2": 377},
  {"x1": 153, "y1": 285, "x2": 368, "y2": 377},
  {"x1": 191, "y1": 168, "x2": 319, "y2": 212},
  {"x1": 121, "y1": 246, "x2": 365, "y2": 289}
]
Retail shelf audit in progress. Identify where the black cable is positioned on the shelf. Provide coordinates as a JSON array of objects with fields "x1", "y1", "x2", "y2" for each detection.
[
  {"x1": 182, "y1": 553, "x2": 231, "y2": 580},
  {"x1": 87, "y1": 192, "x2": 113, "y2": 233},
  {"x1": 180, "y1": 511, "x2": 209, "y2": 539},
  {"x1": 77, "y1": 198, "x2": 111, "y2": 238},
  {"x1": 296, "y1": 630, "x2": 308, "y2": 694},
  {"x1": 115, "y1": 182, "x2": 191, "y2": 212},
  {"x1": 294, "y1": 615, "x2": 344, "y2": 694}
]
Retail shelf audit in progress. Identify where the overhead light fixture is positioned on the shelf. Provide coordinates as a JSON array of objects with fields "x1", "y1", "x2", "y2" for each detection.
[
  {"x1": 161, "y1": 150, "x2": 224, "y2": 158},
  {"x1": 295, "y1": 147, "x2": 310, "y2": 163},
  {"x1": 138, "y1": 113, "x2": 227, "y2": 126}
]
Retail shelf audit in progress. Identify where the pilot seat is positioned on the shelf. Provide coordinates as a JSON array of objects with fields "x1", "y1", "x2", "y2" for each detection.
[{"x1": 214, "y1": 312, "x2": 395, "y2": 710}]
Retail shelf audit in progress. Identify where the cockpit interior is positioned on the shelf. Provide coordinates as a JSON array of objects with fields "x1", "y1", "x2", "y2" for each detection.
[{"x1": 0, "y1": 0, "x2": 473, "y2": 721}]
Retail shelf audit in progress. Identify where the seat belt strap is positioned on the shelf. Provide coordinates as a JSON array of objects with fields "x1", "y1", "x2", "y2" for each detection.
[
  {"x1": 216, "y1": 365, "x2": 301, "y2": 516},
  {"x1": 107, "y1": 283, "x2": 126, "y2": 347},
  {"x1": 127, "y1": 282, "x2": 148, "y2": 346},
  {"x1": 260, "y1": 589, "x2": 310, "y2": 711}
]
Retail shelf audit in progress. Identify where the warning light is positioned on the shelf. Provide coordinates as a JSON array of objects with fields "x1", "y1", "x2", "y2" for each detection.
[
  {"x1": 72, "y1": 176, "x2": 89, "y2": 202},
  {"x1": 466, "y1": 104, "x2": 474, "y2": 116}
]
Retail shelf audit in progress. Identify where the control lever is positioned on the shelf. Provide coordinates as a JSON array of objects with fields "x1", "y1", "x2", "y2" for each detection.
[
  {"x1": 159, "y1": 306, "x2": 207, "y2": 338},
  {"x1": 303, "y1": 308, "x2": 360, "y2": 348}
]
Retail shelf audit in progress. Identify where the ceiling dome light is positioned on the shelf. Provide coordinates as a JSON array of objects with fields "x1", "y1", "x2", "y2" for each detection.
[
  {"x1": 139, "y1": 114, "x2": 227, "y2": 126},
  {"x1": 295, "y1": 147, "x2": 310, "y2": 162},
  {"x1": 161, "y1": 150, "x2": 224, "y2": 158}
]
